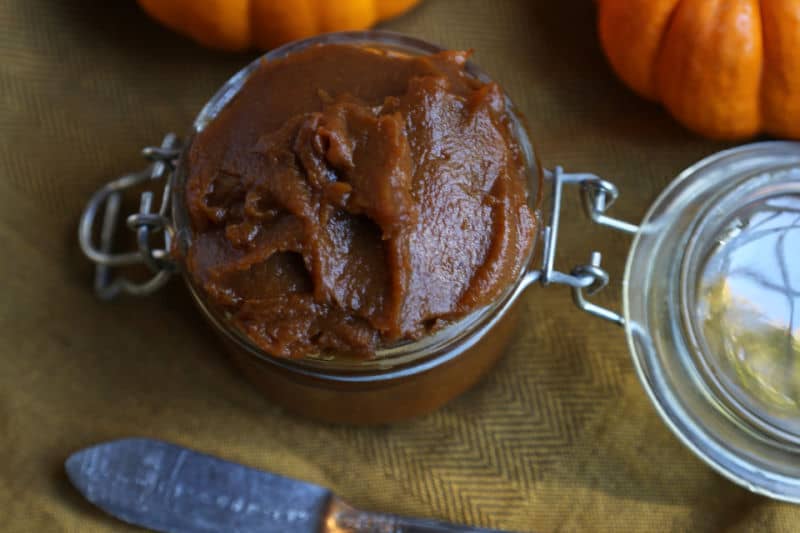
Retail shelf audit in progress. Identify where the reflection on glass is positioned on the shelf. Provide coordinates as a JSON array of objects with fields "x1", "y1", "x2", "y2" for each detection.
[{"x1": 698, "y1": 194, "x2": 800, "y2": 422}]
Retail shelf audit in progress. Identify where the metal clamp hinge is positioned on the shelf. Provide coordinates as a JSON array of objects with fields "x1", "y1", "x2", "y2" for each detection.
[
  {"x1": 78, "y1": 134, "x2": 183, "y2": 299},
  {"x1": 525, "y1": 167, "x2": 639, "y2": 326}
]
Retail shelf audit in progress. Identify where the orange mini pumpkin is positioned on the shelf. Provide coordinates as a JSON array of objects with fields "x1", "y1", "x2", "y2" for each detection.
[
  {"x1": 138, "y1": 0, "x2": 420, "y2": 52},
  {"x1": 597, "y1": 0, "x2": 800, "y2": 140}
]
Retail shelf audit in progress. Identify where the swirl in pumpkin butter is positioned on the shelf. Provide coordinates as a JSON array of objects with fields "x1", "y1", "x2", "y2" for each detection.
[{"x1": 185, "y1": 44, "x2": 536, "y2": 359}]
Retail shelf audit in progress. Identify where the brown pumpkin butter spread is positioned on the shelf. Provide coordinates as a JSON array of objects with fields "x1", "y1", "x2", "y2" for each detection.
[{"x1": 186, "y1": 44, "x2": 536, "y2": 359}]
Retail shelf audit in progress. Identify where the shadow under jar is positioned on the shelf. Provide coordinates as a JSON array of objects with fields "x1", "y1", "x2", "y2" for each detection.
[{"x1": 82, "y1": 32, "x2": 545, "y2": 424}]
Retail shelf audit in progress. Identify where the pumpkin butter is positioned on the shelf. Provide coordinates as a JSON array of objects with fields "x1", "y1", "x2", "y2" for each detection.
[{"x1": 185, "y1": 44, "x2": 536, "y2": 359}]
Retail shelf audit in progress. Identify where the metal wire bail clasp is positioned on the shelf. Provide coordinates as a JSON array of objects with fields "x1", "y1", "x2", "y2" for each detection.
[
  {"x1": 526, "y1": 167, "x2": 640, "y2": 326},
  {"x1": 78, "y1": 134, "x2": 182, "y2": 299}
]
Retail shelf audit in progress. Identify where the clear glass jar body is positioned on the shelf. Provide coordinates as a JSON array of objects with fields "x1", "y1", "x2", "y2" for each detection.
[{"x1": 169, "y1": 32, "x2": 543, "y2": 424}]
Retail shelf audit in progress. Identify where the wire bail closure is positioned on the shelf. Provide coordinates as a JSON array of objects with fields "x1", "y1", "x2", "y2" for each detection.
[
  {"x1": 525, "y1": 167, "x2": 639, "y2": 326},
  {"x1": 78, "y1": 134, "x2": 182, "y2": 299},
  {"x1": 78, "y1": 136, "x2": 638, "y2": 325}
]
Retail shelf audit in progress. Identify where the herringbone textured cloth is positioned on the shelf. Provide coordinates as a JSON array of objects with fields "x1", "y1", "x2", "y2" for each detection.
[{"x1": 2, "y1": 1, "x2": 798, "y2": 531}]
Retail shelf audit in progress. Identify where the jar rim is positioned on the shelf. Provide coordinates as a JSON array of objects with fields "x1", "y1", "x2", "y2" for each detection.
[{"x1": 170, "y1": 30, "x2": 543, "y2": 379}]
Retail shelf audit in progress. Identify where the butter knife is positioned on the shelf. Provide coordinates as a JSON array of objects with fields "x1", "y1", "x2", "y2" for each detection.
[{"x1": 66, "y1": 438, "x2": 514, "y2": 533}]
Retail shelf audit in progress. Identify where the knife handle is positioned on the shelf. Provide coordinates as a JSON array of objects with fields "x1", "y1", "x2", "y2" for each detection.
[{"x1": 325, "y1": 496, "x2": 513, "y2": 533}]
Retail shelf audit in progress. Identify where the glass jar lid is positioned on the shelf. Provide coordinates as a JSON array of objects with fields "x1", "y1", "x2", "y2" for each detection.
[{"x1": 624, "y1": 142, "x2": 800, "y2": 501}]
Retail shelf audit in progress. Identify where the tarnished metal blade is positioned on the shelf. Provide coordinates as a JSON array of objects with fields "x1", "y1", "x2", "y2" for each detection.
[{"x1": 65, "y1": 438, "x2": 330, "y2": 533}]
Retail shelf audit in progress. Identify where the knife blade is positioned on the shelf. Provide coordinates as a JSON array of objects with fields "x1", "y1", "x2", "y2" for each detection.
[{"x1": 66, "y1": 438, "x2": 514, "y2": 533}]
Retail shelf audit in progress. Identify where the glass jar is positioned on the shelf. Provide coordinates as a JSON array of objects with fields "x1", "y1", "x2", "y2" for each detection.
[
  {"x1": 79, "y1": 31, "x2": 800, "y2": 501},
  {"x1": 623, "y1": 142, "x2": 800, "y2": 502},
  {"x1": 79, "y1": 31, "x2": 544, "y2": 425}
]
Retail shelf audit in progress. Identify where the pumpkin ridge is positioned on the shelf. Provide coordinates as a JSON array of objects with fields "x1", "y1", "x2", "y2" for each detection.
[
  {"x1": 598, "y1": 0, "x2": 684, "y2": 101},
  {"x1": 652, "y1": 0, "x2": 685, "y2": 103},
  {"x1": 759, "y1": 0, "x2": 800, "y2": 137},
  {"x1": 703, "y1": 0, "x2": 762, "y2": 139},
  {"x1": 662, "y1": 0, "x2": 765, "y2": 138}
]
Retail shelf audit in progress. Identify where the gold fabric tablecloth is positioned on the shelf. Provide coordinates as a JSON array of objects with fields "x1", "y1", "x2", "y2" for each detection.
[{"x1": 2, "y1": 1, "x2": 798, "y2": 531}]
